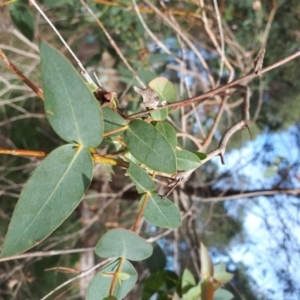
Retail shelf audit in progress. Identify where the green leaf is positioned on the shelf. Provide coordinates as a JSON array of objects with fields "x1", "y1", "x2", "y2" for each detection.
[
  {"x1": 142, "y1": 270, "x2": 179, "y2": 300},
  {"x1": 43, "y1": 0, "x2": 74, "y2": 8},
  {"x1": 1, "y1": 144, "x2": 93, "y2": 257},
  {"x1": 103, "y1": 107, "x2": 127, "y2": 136},
  {"x1": 192, "y1": 151, "x2": 207, "y2": 160},
  {"x1": 124, "y1": 120, "x2": 176, "y2": 174},
  {"x1": 200, "y1": 242, "x2": 214, "y2": 279},
  {"x1": 126, "y1": 162, "x2": 156, "y2": 194},
  {"x1": 214, "y1": 271, "x2": 233, "y2": 285},
  {"x1": 87, "y1": 259, "x2": 137, "y2": 300},
  {"x1": 95, "y1": 228, "x2": 153, "y2": 261},
  {"x1": 40, "y1": 42, "x2": 103, "y2": 147},
  {"x1": 148, "y1": 77, "x2": 177, "y2": 121},
  {"x1": 213, "y1": 288, "x2": 234, "y2": 300},
  {"x1": 176, "y1": 150, "x2": 201, "y2": 171},
  {"x1": 9, "y1": 2, "x2": 35, "y2": 41},
  {"x1": 182, "y1": 269, "x2": 196, "y2": 290},
  {"x1": 183, "y1": 286, "x2": 201, "y2": 300},
  {"x1": 155, "y1": 121, "x2": 177, "y2": 149},
  {"x1": 141, "y1": 193, "x2": 181, "y2": 229},
  {"x1": 145, "y1": 242, "x2": 167, "y2": 273}
]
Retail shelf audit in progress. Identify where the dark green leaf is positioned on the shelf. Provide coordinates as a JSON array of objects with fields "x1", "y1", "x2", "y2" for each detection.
[
  {"x1": 1, "y1": 144, "x2": 93, "y2": 257},
  {"x1": 103, "y1": 106, "x2": 127, "y2": 136},
  {"x1": 127, "y1": 162, "x2": 156, "y2": 194},
  {"x1": 141, "y1": 193, "x2": 181, "y2": 229},
  {"x1": 142, "y1": 270, "x2": 179, "y2": 300},
  {"x1": 145, "y1": 243, "x2": 167, "y2": 273},
  {"x1": 155, "y1": 121, "x2": 177, "y2": 149},
  {"x1": 9, "y1": 2, "x2": 34, "y2": 41},
  {"x1": 176, "y1": 150, "x2": 201, "y2": 171},
  {"x1": 87, "y1": 259, "x2": 137, "y2": 300},
  {"x1": 124, "y1": 120, "x2": 176, "y2": 174},
  {"x1": 95, "y1": 228, "x2": 153, "y2": 261},
  {"x1": 192, "y1": 151, "x2": 207, "y2": 160},
  {"x1": 40, "y1": 42, "x2": 103, "y2": 147}
]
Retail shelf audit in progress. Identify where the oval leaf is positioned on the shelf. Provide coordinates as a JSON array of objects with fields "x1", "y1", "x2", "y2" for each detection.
[
  {"x1": 103, "y1": 106, "x2": 127, "y2": 136},
  {"x1": 124, "y1": 120, "x2": 176, "y2": 174},
  {"x1": 141, "y1": 193, "x2": 181, "y2": 229},
  {"x1": 40, "y1": 42, "x2": 103, "y2": 147},
  {"x1": 1, "y1": 144, "x2": 93, "y2": 257},
  {"x1": 87, "y1": 259, "x2": 137, "y2": 300},
  {"x1": 155, "y1": 121, "x2": 177, "y2": 149},
  {"x1": 127, "y1": 161, "x2": 156, "y2": 194},
  {"x1": 95, "y1": 228, "x2": 153, "y2": 261},
  {"x1": 148, "y1": 77, "x2": 177, "y2": 121},
  {"x1": 176, "y1": 150, "x2": 201, "y2": 171}
]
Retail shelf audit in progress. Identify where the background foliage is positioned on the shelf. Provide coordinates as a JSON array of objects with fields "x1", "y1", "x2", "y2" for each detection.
[{"x1": 1, "y1": 0, "x2": 300, "y2": 299}]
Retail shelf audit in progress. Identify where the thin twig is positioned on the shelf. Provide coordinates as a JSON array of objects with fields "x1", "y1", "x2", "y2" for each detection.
[{"x1": 29, "y1": 0, "x2": 96, "y2": 86}]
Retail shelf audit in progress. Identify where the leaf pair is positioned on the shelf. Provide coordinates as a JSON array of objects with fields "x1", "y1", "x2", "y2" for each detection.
[{"x1": 1, "y1": 42, "x2": 103, "y2": 257}]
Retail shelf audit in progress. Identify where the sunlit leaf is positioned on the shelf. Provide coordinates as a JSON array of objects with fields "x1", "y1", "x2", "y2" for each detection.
[
  {"x1": 127, "y1": 161, "x2": 156, "y2": 194},
  {"x1": 182, "y1": 269, "x2": 196, "y2": 289},
  {"x1": 200, "y1": 242, "x2": 214, "y2": 279},
  {"x1": 124, "y1": 120, "x2": 176, "y2": 174},
  {"x1": 148, "y1": 77, "x2": 177, "y2": 121},
  {"x1": 1, "y1": 144, "x2": 93, "y2": 257},
  {"x1": 183, "y1": 285, "x2": 201, "y2": 300},
  {"x1": 213, "y1": 288, "x2": 234, "y2": 300},
  {"x1": 95, "y1": 228, "x2": 153, "y2": 261},
  {"x1": 140, "y1": 193, "x2": 181, "y2": 229},
  {"x1": 87, "y1": 259, "x2": 137, "y2": 300},
  {"x1": 176, "y1": 150, "x2": 201, "y2": 171},
  {"x1": 40, "y1": 42, "x2": 103, "y2": 147}
]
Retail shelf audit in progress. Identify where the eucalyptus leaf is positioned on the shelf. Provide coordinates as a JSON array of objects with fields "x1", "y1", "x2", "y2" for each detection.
[
  {"x1": 176, "y1": 150, "x2": 201, "y2": 171},
  {"x1": 127, "y1": 162, "x2": 156, "y2": 193},
  {"x1": 103, "y1": 106, "x2": 127, "y2": 135},
  {"x1": 40, "y1": 42, "x2": 103, "y2": 147},
  {"x1": 145, "y1": 242, "x2": 167, "y2": 273},
  {"x1": 124, "y1": 120, "x2": 176, "y2": 174},
  {"x1": 182, "y1": 269, "x2": 196, "y2": 290},
  {"x1": 87, "y1": 259, "x2": 137, "y2": 300},
  {"x1": 9, "y1": 2, "x2": 34, "y2": 41},
  {"x1": 141, "y1": 193, "x2": 181, "y2": 229},
  {"x1": 148, "y1": 77, "x2": 177, "y2": 121},
  {"x1": 1, "y1": 144, "x2": 93, "y2": 257},
  {"x1": 95, "y1": 228, "x2": 153, "y2": 261},
  {"x1": 213, "y1": 288, "x2": 234, "y2": 300},
  {"x1": 155, "y1": 121, "x2": 177, "y2": 149}
]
